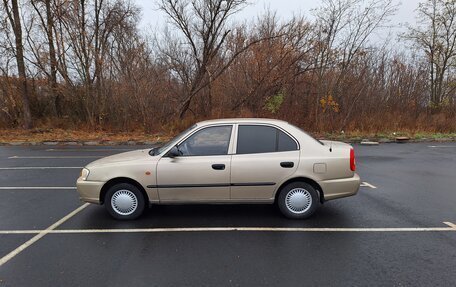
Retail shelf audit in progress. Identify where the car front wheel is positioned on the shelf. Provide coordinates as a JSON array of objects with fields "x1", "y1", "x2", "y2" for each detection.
[
  {"x1": 278, "y1": 182, "x2": 319, "y2": 219},
  {"x1": 105, "y1": 183, "x2": 146, "y2": 220}
]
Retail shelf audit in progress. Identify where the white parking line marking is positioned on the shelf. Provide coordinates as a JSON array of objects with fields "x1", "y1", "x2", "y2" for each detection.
[
  {"x1": 0, "y1": 203, "x2": 89, "y2": 267},
  {"x1": 360, "y1": 182, "x2": 377, "y2": 189},
  {"x1": 0, "y1": 224, "x2": 455, "y2": 235},
  {"x1": 8, "y1": 156, "x2": 102, "y2": 159},
  {"x1": 444, "y1": 222, "x2": 456, "y2": 229},
  {"x1": 0, "y1": 187, "x2": 76, "y2": 190},
  {"x1": 46, "y1": 148, "x2": 134, "y2": 152},
  {"x1": 0, "y1": 167, "x2": 82, "y2": 170},
  {"x1": 428, "y1": 146, "x2": 456, "y2": 148}
]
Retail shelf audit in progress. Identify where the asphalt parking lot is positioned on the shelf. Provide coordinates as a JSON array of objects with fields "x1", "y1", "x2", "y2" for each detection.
[{"x1": 0, "y1": 142, "x2": 455, "y2": 286}]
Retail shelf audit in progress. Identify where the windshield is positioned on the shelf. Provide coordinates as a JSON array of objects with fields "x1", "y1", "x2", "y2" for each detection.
[{"x1": 150, "y1": 124, "x2": 197, "y2": 156}]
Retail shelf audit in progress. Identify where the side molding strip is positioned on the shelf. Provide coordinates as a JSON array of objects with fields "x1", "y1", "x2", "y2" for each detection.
[{"x1": 147, "y1": 182, "x2": 276, "y2": 189}]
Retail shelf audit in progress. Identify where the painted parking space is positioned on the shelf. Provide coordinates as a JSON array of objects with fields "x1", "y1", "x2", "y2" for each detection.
[
  {"x1": 0, "y1": 169, "x2": 79, "y2": 187},
  {"x1": 45, "y1": 148, "x2": 136, "y2": 152},
  {"x1": 0, "y1": 203, "x2": 89, "y2": 267},
  {"x1": 8, "y1": 155, "x2": 103, "y2": 159},
  {"x1": 0, "y1": 142, "x2": 455, "y2": 286},
  {"x1": 360, "y1": 181, "x2": 377, "y2": 188},
  {"x1": 0, "y1": 189, "x2": 81, "y2": 230},
  {"x1": 2, "y1": 222, "x2": 456, "y2": 234},
  {"x1": 1, "y1": 231, "x2": 455, "y2": 286}
]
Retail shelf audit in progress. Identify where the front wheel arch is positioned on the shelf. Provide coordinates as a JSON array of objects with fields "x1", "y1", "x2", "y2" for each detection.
[
  {"x1": 275, "y1": 177, "x2": 324, "y2": 204},
  {"x1": 100, "y1": 177, "x2": 149, "y2": 205}
]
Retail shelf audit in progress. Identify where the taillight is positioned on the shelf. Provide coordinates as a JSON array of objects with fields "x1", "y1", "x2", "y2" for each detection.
[{"x1": 350, "y1": 148, "x2": 356, "y2": 171}]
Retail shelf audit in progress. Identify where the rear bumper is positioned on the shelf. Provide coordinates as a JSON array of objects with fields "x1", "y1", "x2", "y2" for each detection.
[
  {"x1": 76, "y1": 178, "x2": 105, "y2": 204},
  {"x1": 319, "y1": 173, "x2": 360, "y2": 201}
]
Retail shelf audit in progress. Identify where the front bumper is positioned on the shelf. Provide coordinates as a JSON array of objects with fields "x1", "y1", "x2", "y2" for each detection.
[
  {"x1": 76, "y1": 178, "x2": 105, "y2": 204},
  {"x1": 318, "y1": 173, "x2": 360, "y2": 201}
]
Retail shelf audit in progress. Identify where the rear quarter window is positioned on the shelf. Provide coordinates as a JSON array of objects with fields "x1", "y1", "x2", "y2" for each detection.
[{"x1": 278, "y1": 130, "x2": 298, "y2": 151}]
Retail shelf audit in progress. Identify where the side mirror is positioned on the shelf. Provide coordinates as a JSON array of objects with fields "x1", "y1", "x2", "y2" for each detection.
[{"x1": 167, "y1": 145, "x2": 180, "y2": 158}]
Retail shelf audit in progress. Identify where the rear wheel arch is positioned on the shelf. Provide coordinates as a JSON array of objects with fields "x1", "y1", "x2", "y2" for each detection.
[
  {"x1": 100, "y1": 177, "x2": 149, "y2": 205},
  {"x1": 275, "y1": 177, "x2": 324, "y2": 204}
]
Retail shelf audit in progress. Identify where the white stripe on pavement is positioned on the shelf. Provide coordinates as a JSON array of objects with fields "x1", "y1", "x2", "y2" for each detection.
[
  {"x1": 360, "y1": 182, "x2": 377, "y2": 189},
  {"x1": 428, "y1": 146, "x2": 456, "y2": 148},
  {"x1": 8, "y1": 156, "x2": 102, "y2": 159},
  {"x1": 0, "y1": 203, "x2": 89, "y2": 267},
  {"x1": 0, "y1": 167, "x2": 82, "y2": 170},
  {"x1": 46, "y1": 148, "x2": 135, "y2": 152},
  {"x1": 444, "y1": 222, "x2": 456, "y2": 229},
  {"x1": 0, "y1": 187, "x2": 76, "y2": 190},
  {"x1": 0, "y1": 223, "x2": 455, "y2": 235}
]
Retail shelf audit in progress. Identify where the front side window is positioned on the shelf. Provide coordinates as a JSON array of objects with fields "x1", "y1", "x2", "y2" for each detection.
[
  {"x1": 178, "y1": 125, "x2": 232, "y2": 156},
  {"x1": 237, "y1": 125, "x2": 298, "y2": 154}
]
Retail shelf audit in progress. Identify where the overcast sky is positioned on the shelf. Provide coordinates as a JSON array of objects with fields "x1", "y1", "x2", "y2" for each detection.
[{"x1": 135, "y1": 0, "x2": 422, "y2": 44}]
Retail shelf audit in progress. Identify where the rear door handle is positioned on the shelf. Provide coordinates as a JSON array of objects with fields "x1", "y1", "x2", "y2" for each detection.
[
  {"x1": 280, "y1": 162, "x2": 294, "y2": 168},
  {"x1": 212, "y1": 164, "x2": 225, "y2": 170}
]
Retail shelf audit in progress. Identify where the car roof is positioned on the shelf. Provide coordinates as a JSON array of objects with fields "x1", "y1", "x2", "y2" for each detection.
[{"x1": 196, "y1": 118, "x2": 289, "y2": 126}]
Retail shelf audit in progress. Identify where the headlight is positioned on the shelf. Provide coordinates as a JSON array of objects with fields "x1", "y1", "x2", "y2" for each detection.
[{"x1": 80, "y1": 168, "x2": 90, "y2": 181}]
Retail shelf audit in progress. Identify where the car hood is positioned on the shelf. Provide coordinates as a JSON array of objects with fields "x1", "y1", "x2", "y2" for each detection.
[{"x1": 86, "y1": 149, "x2": 151, "y2": 167}]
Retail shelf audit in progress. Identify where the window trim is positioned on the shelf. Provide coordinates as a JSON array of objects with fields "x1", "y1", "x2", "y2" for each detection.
[
  {"x1": 164, "y1": 124, "x2": 235, "y2": 158},
  {"x1": 234, "y1": 124, "x2": 300, "y2": 155}
]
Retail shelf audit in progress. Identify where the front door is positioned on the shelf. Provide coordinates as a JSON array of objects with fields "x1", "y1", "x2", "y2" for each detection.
[{"x1": 156, "y1": 125, "x2": 233, "y2": 202}]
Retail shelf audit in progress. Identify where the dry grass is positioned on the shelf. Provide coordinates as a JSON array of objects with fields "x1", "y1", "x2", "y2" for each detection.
[
  {"x1": 0, "y1": 127, "x2": 454, "y2": 144},
  {"x1": 0, "y1": 128, "x2": 171, "y2": 143}
]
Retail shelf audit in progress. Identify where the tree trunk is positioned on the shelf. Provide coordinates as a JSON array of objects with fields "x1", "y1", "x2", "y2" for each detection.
[
  {"x1": 44, "y1": 0, "x2": 60, "y2": 116},
  {"x1": 6, "y1": 0, "x2": 33, "y2": 128}
]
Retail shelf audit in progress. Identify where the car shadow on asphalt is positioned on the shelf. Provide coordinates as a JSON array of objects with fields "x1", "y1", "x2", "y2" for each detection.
[{"x1": 59, "y1": 202, "x2": 351, "y2": 230}]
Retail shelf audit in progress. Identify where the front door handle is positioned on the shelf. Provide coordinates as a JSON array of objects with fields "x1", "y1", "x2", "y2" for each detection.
[
  {"x1": 280, "y1": 162, "x2": 294, "y2": 168},
  {"x1": 212, "y1": 164, "x2": 225, "y2": 170}
]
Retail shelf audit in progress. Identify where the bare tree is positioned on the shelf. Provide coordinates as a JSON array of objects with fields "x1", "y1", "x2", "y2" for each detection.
[
  {"x1": 405, "y1": 0, "x2": 456, "y2": 106},
  {"x1": 2, "y1": 0, "x2": 32, "y2": 128},
  {"x1": 29, "y1": 0, "x2": 61, "y2": 115},
  {"x1": 0, "y1": 0, "x2": 454, "y2": 134},
  {"x1": 311, "y1": 0, "x2": 397, "y2": 130},
  {"x1": 159, "y1": 0, "x2": 254, "y2": 119},
  {"x1": 226, "y1": 12, "x2": 314, "y2": 112},
  {"x1": 49, "y1": 0, "x2": 139, "y2": 126}
]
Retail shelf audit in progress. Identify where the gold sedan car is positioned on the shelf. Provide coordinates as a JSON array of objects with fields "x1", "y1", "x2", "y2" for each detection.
[{"x1": 77, "y1": 118, "x2": 360, "y2": 220}]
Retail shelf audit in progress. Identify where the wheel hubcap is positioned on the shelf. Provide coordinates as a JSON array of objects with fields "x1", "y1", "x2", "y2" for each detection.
[
  {"x1": 111, "y1": 189, "x2": 138, "y2": 216},
  {"x1": 285, "y1": 188, "x2": 312, "y2": 214}
]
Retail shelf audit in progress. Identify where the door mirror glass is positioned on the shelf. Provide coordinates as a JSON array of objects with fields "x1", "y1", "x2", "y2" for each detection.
[{"x1": 166, "y1": 145, "x2": 181, "y2": 158}]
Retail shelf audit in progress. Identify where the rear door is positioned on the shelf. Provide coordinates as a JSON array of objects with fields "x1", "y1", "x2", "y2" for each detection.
[
  {"x1": 230, "y1": 124, "x2": 299, "y2": 200},
  {"x1": 156, "y1": 125, "x2": 234, "y2": 202}
]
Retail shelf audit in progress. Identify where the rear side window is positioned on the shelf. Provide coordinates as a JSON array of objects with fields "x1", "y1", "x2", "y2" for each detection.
[
  {"x1": 237, "y1": 125, "x2": 276, "y2": 154},
  {"x1": 237, "y1": 125, "x2": 298, "y2": 154}
]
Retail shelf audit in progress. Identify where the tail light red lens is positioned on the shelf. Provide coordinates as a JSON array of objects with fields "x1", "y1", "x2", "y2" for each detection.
[{"x1": 350, "y1": 148, "x2": 356, "y2": 171}]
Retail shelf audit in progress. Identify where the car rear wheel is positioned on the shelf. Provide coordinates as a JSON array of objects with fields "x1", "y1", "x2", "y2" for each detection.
[
  {"x1": 105, "y1": 183, "x2": 145, "y2": 220},
  {"x1": 278, "y1": 182, "x2": 319, "y2": 219}
]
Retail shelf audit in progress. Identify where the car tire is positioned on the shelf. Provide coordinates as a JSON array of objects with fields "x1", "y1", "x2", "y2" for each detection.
[
  {"x1": 105, "y1": 183, "x2": 146, "y2": 220},
  {"x1": 277, "y1": 182, "x2": 319, "y2": 219}
]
